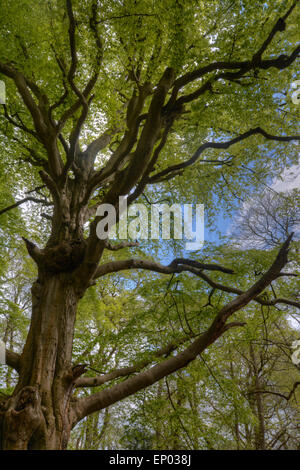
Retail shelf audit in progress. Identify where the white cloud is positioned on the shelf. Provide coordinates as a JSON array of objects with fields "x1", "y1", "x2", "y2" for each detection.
[{"x1": 271, "y1": 163, "x2": 300, "y2": 192}]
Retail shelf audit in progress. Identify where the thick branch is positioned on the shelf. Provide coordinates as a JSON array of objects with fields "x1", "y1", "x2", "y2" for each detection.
[
  {"x1": 0, "y1": 63, "x2": 63, "y2": 176},
  {"x1": 209, "y1": 234, "x2": 293, "y2": 330},
  {"x1": 75, "y1": 334, "x2": 195, "y2": 388},
  {"x1": 21, "y1": 237, "x2": 44, "y2": 265},
  {"x1": 74, "y1": 70, "x2": 174, "y2": 287},
  {"x1": 5, "y1": 349, "x2": 21, "y2": 372}
]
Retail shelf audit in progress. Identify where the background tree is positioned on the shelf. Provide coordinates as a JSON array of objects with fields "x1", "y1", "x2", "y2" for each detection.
[
  {"x1": 233, "y1": 188, "x2": 300, "y2": 248},
  {"x1": 68, "y1": 290, "x2": 300, "y2": 450},
  {"x1": 0, "y1": 0, "x2": 299, "y2": 450}
]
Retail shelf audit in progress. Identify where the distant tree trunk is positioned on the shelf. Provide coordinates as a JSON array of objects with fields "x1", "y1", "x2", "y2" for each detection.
[
  {"x1": 230, "y1": 361, "x2": 241, "y2": 450},
  {"x1": 249, "y1": 344, "x2": 266, "y2": 450},
  {"x1": 155, "y1": 381, "x2": 163, "y2": 449}
]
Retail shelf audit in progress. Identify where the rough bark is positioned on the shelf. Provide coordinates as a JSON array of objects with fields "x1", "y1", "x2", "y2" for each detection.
[{"x1": 0, "y1": 271, "x2": 81, "y2": 449}]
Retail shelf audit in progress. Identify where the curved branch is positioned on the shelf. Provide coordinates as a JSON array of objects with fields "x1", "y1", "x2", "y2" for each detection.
[
  {"x1": 93, "y1": 254, "x2": 300, "y2": 310},
  {"x1": 93, "y1": 257, "x2": 234, "y2": 280},
  {"x1": 148, "y1": 128, "x2": 300, "y2": 183},
  {"x1": 0, "y1": 197, "x2": 52, "y2": 217}
]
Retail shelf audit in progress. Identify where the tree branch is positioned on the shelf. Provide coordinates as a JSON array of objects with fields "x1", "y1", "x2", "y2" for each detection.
[
  {"x1": 0, "y1": 62, "x2": 64, "y2": 176},
  {"x1": 148, "y1": 128, "x2": 300, "y2": 183},
  {"x1": 191, "y1": 268, "x2": 300, "y2": 310},
  {"x1": 74, "y1": 334, "x2": 196, "y2": 388},
  {"x1": 0, "y1": 196, "x2": 52, "y2": 217},
  {"x1": 93, "y1": 257, "x2": 234, "y2": 280},
  {"x1": 166, "y1": 3, "x2": 299, "y2": 108}
]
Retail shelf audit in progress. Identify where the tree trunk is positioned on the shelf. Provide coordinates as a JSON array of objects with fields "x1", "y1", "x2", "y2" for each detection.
[{"x1": 0, "y1": 272, "x2": 80, "y2": 450}]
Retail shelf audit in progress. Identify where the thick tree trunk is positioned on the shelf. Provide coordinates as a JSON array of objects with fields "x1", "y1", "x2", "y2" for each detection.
[
  {"x1": 0, "y1": 166, "x2": 95, "y2": 450},
  {"x1": 0, "y1": 272, "x2": 80, "y2": 450}
]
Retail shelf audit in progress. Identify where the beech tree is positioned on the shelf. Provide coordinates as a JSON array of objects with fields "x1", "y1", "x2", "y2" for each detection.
[{"x1": 0, "y1": 0, "x2": 299, "y2": 450}]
